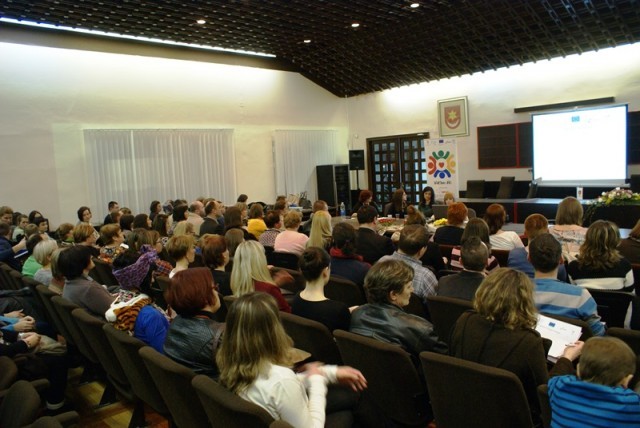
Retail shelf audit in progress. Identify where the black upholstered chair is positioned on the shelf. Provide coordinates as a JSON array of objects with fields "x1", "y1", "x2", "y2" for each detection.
[
  {"x1": 537, "y1": 384, "x2": 552, "y2": 428},
  {"x1": 426, "y1": 295, "x2": 473, "y2": 345},
  {"x1": 280, "y1": 312, "x2": 342, "y2": 364},
  {"x1": 587, "y1": 289, "x2": 635, "y2": 328},
  {"x1": 607, "y1": 327, "x2": 640, "y2": 354},
  {"x1": 333, "y1": 329, "x2": 430, "y2": 427},
  {"x1": 192, "y1": 374, "x2": 275, "y2": 428},
  {"x1": 420, "y1": 351, "x2": 534, "y2": 428},
  {"x1": 89, "y1": 257, "x2": 119, "y2": 286},
  {"x1": 267, "y1": 251, "x2": 300, "y2": 270},
  {"x1": 465, "y1": 180, "x2": 485, "y2": 198},
  {"x1": 496, "y1": 176, "x2": 515, "y2": 199},
  {"x1": 139, "y1": 346, "x2": 209, "y2": 428},
  {"x1": 34, "y1": 285, "x2": 71, "y2": 347},
  {"x1": 0, "y1": 357, "x2": 17, "y2": 391},
  {"x1": 325, "y1": 276, "x2": 366, "y2": 307}
]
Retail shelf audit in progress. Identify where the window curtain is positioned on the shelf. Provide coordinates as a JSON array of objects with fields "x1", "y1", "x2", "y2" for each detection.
[
  {"x1": 84, "y1": 129, "x2": 235, "y2": 215},
  {"x1": 273, "y1": 130, "x2": 343, "y2": 203}
]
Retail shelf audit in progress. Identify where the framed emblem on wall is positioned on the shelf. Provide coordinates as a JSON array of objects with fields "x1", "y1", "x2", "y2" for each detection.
[{"x1": 438, "y1": 96, "x2": 469, "y2": 137}]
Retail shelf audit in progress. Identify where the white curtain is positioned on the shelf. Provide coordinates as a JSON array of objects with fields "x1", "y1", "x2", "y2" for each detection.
[
  {"x1": 273, "y1": 130, "x2": 343, "y2": 203},
  {"x1": 84, "y1": 129, "x2": 236, "y2": 214}
]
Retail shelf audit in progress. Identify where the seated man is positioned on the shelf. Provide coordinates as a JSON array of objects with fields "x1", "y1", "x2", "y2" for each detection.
[
  {"x1": 529, "y1": 233, "x2": 604, "y2": 336},
  {"x1": 0, "y1": 222, "x2": 26, "y2": 271},
  {"x1": 549, "y1": 337, "x2": 640, "y2": 426},
  {"x1": 379, "y1": 224, "x2": 437, "y2": 303},
  {"x1": 437, "y1": 236, "x2": 487, "y2": 301},
  {"x1": 350, "y1": 259, "x2": 447, "y2": 358},
  {"x1": 355, "y1": 205, "x2": 394, "y2": 265}
]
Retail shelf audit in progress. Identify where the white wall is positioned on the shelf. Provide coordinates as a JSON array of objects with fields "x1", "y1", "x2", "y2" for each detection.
[
  {"x1": 2, "y1": 35, "x2": 639, "y2": 227},
  {"x1": 346, "y1": 42, "x2": 640, "y2": 189}
]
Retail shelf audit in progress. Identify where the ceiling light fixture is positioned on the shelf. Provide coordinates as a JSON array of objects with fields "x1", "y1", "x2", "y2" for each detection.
[
  {"x1": 410, "y1": 2, "x2": 420, "y2": 8},
  {"x1": 0, "y1": 17, "x2": 276, "y2": 58},
  {"x1": 196, "y1": 19, "x2": 206, "y2": 24},
  {"x1": 351, "y1": 22, "x2": 360, "y2": 28}
]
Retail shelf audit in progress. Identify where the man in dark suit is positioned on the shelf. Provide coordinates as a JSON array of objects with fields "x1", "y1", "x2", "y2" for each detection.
[
  {"x1": 355, "y1": 205, "x2": 394, "y2": 265},
  {"x1": 437, "y1": 236, "x2": 487, "y2": 302}
]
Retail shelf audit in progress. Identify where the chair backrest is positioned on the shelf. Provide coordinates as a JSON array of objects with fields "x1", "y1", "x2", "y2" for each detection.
[
  {"x1": 152, "y1": 275, "x2": 171, "y2": 310},
  {"x1": 420, "y1": 351, "x2": 534, "y2": 428},
  {"x1": 426, "y1": 295, "x2": 473, "y2": 345},
  {"x1": 50, "y1": 296, "x2": 98, "y2": 363},
  {"x1": 9, "y1": 269, "x2": 26, "y2": 291},
  {"x1": 632, "y1": 263, "x2": 640, "y2": 296},
  {"x1": 139, "y1": 346, "x2": 210, "y2": 428},
  {"x1": 0, "y1": 380, "x2": 43, "y2": 427},
  {"x1": 403, "y1": 292, "x2": 430, "y2": 320},
  {"x1": 90, "y1": 257, "x2": 119, "y2": 286},
  {"x1": 333, "y1": 329, "x2": 430, "y2": 426},
  {"x1": 527, "y1": 181, "x2": 538, "y2": 198},
  {"x1": 537, "y1": 384, "x2": 552, "y2": 428},
  {"x1": 491, "y1": 249, "x2": 511, "y2": 267},
  {"x1": 0, "y1": 356, "x2": 17, "y2": 390},
  {"x1": 276, "y1": 267, "x2": 306, "y2": 293},
  {"x1": 496, "y1": 176, "x2": 516, "y2": 199},
  {"x1": 192, "y1": 375, "x2": 275, "y2": 428},
  {"x1": 437, "y1": 244, "x2": 456, "y2": 267},
  {"x1": 34, "y1": 285, "x2": 71, "y2": 346},
  {"x1": 325, "y1": 276, "x2": 366, "y2": 307},
  {"x1": 542, "y1": 313, "x2": 594, "y2": 341},
  {"x1": 0, "y1": 263, "x2": 19, "y2": 290},
  {"x1": 279, "y1": 312, "x2": 342, "y2": 364},
  {"x1": 71, "y1": 308, "x2": 132, "y2": 399},
  {"x1": 268, "y1": 251, "x2": 300, "y2": 270},
  {"x1": 606, "y1": 327, "x2": 640, "y2": 354},
  {"x1": 432, "y1": 204, "x2": 448, "y2": 220},
  {"x1": 587, "y1": 289, "x2": 634, "y2": 328},
  {"x1": 102, "y1": 324, "x2": 169, "y2": 416},
  {"x1": 465, "y1": 180, "x2": 485, "y2": 198}
]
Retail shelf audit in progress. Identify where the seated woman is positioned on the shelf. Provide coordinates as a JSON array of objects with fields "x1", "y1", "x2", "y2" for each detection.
[
  {"x1": 166, "y1": 234, "x2": 196, "y2": 278},
  {"x1": 567, "y1": 220, "x2": 634, "y2": 291},
  {"x1": 120, "y1": 214, "x2": 135, "y2": 240},
  {"x1": 306, "y1": 210, "x2": 332, "y2": 250},
  {"x1": 55, "y1": 223, "x2": 74, "y2": 246},
  {"x1": 132, "y1": 213, "x2": 152, "y2": 230},
  {"x1": 149, "y1": 200, "x2": 162, "y2": 222},
  {"x1": 293, "y1": 247, "x2": 351, "y2": 332},
  {"x1": 224, "y1": 228, "x2": 244, "y2": 261},
  {"x1": 350, "y1": 260, "x2": 447, "y2": 359},
  {"x1": 548, "y1": 197, "x2": 588, "y2": 260},
  {"x1": 46, "y1": 248, "x2": 66, "y2": 295},
  {"x1": 383, "y1": 188, "x2": 407, "y2": 218},
  {"x1": 351, "y1": 189, "x2": 379, "y2": 216},
  {"x1": 12, "y1": 214, "x2": 28, "y2": 241},
  {"x1": 246, "y1": 204, "x2": 267, "y2": 240},
  {"x1": 152, "y1": 213, "x2": 170, "y2": 247},
  {"x1": 77, "y1": 206, "x2": 92, "y2": 225},
  {"x1": 433, "y1": 202, "x2": 467, "y2": 245},
  {"x1": 443, "y1": 191, "x2": 455, "y2": 205},
  {"x1": 484, "y1": 203, "x2": 524, "y2": 251},
  {"x1": 418, "y1": 186, "x2": 435, "y2": 219},
  {"x1": 58, "y1": 245, "x2": 115, "y2": 317},
  {"x1": 21, "y1": 234, "x2": 44, "y2": 277},
  {"x1": 73, "y1": 222, "x2": 100, "y2": 257},
  {"x1": 217, "y1": 292, "x2": 366, "y2": 428},
  {"x1": 450, "y1": 268, "x2": 580, "y2": 424},
  {"x1": 231, "y1": 241, "x2": 291, "y2": 312},
  {"x1": 33, "y1": 239, "x2": 60, "y2": 286},
  {"x1": 328, "y1": 222, "x2": 370, "y2": 288},
  {"x1": 98, "y1": 223, "x2": 126, "y2": 264},
  {"x1": 127, "y1": 229, "x2": 173, "y2": 278},
  {"x1": 172, "y1": 220, "x2": 195, "y2": 237},
  {"x1": 201, "y1": 234, "x2": 231, "y2": 296},
  {"x1": 224, "y1": 206, "x2": 257, "y2": 241},
  {"x1": 274, "y1": 210, "x2": 308, "y2": 256},
  {"x1": 450, "y1": 218, "x2": 499, "y2": 272},
  {"x1": 618, "y1": 218, "x2": 640, "y2": 264},
  {"x1": 163, "y1": 268, "x2": 225, "y2": 377},
  {"x1": 108, "y1": 247, "x2": 170, "y2": 353}
]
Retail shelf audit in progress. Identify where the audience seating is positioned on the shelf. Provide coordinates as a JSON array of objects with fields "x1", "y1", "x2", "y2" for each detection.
[
  {"x1": 192, "y1": 374, "x2": 275, "y2": 428},
  {"x1": 0, "y1": 263, "x2": 22, "y2": 290},
  {"x1": 102, "y1": 324, "x2": 173, "y2": 425},
  {"x1": 496, "y1": 176, "x2": 516, "y2": 199},
  {"x1": 436, "y1": 244, "x2": 455, "y2": 268},
  {"x1": 139, "y1": 346, "x2": 210, "y2": 428},
  {"x1": 0, "y1": 380, "x2": 78, "y2": 428},
  {"x1": 325, "y1": 276, "x2": 366, "y2": 307},
  {"x1": 280, "y1": 312, "x2": 342, "y2": 364},
  {"x1": 275, "y1": 267, "x2": 305, "y2": 294},
  {"x1": 490, "y1": 249, "x2": 510, "y2": 268},
  {"x1": 34, "y1": 285, "x2": 72, "y2": 348},
  {"x1": 541, "y1": 313, "x2": 594, "y2": 341},
  {"x1": 420, "y1": 351, "x2": 534, "y2": 428},
  {"x1": 586, "y1": 289, "x2": 634, "y2": 328},
  {"x1": 0, "y1": 357, "x2": 17, "y2": 391},
  {"x1": 333, "y1": 329, "x2": 430, "y2": 427},
  {"x1": 267, "y1": 251, "x2": 300, "y2": 270},
  {"x1": 89, "y1": 257, "x2": 119, "y2": 286},
  {"x1": 403, "y1": 293, "x2": 429, "y2": 320},
  {"x1": 8, "y1": 268, "x2": 26, "y2": 291},
  {"x1": 152, "y1": 276, "x2": 171, "y2": 310},
  {"x1": 606, "y1": 327, "x2": 640, "y2": 354},
  {"x1": 465, "y1": 180, "x2": 485, "y2": 198},
  {"x1": 537, "y1": 384, "x2": 551, "y2": 428},
  {"x1": 426, "y1": 295, "x2": 473, "y2": 345},
  {"x1": 632, "y1": 263, "x2": 640, "y2": 295}
]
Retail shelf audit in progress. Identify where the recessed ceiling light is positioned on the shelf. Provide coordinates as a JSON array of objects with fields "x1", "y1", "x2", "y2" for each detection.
[
  {"x1": 351, "y1": 22, "x2": 360, "y2": 28},
  {"x1": 410, "y1": 2, "x2": 420, "y2": 8},
  {"x1": 303, "y1": 39, "x2": 311, "y2": 43},
  {"x1": 196, "y1": 19, "x2": 206, "y2": 24}
]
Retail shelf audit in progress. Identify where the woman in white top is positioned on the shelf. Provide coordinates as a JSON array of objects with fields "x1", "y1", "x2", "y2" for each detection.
[
  {"x1": 484, "y1": 203, "x2": 524, "y2": 251},
  {"x1": 216, "y1": 292, "x2": 366, "y2": 428}
]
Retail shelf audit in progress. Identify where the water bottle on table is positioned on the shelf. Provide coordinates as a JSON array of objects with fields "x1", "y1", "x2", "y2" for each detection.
[{"x1": 339, "y1": 202, "x2": 346, "y2": 219}]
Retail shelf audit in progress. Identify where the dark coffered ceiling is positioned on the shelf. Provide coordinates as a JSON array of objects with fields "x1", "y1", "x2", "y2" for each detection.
[{"x1": 1, "y1": 0, "x2": 639, "y2": 97}]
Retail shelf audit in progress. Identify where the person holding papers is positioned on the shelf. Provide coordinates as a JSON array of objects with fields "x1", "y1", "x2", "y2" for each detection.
[
  {"x1": 529, "y1": 234, "x2": 605, "y2": 336},
  {"x1": 450, "y1": 268, "x2": 580, "y2": 426}
]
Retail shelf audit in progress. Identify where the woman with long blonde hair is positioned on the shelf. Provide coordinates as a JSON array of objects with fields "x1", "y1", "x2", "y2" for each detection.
[
  {"x1": 306, "y1": 210, "x2": 332, "y2": 250},
  {"x1": 450, "y1": 268, "x2": 581, "y2": 425},
  {"x1": 217, "y1": 292, "x2": 366, "y2": 428},
  {"x1": 230, "y1": 241, "x2": 291, "y2": 312}
]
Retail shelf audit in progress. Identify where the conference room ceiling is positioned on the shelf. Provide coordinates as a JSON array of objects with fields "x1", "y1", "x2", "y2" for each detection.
[{"x1": 2, "y1": 0, "x2": 640, "y2": 97}]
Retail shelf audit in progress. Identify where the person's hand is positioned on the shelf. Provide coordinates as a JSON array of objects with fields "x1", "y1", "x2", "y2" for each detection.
[
  {"x1": 14, "y1": 238, "x2": 26, "y2": 252},
  {"x1": 20, "y1": 332, "x2": 41, "y2": 349},
  {"x1": 4, "y1": 310, "x2": 24, "y2": 318},
  {"x1": 336, "y1": 366, "x2": 367, "y2": 391},
  {"x1": 561, "y1": 341, "x2": 584, "y2": 361},
  {"x1": 13, "y1": 316, "x2": 35, "y2": 332}
]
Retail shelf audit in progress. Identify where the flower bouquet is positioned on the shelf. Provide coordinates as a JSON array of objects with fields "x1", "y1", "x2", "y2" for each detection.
[{"x1": 585, "y1": 187, "x2": 640, "y2": 224}]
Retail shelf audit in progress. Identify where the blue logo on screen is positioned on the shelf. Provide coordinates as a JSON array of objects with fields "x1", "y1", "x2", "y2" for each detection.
[
  {"x1": 571, "y1": 116, "x2": 580, "y2": 122},
  {"x1": 548, "y1": 322, "x2": 556, "y2": 327}
]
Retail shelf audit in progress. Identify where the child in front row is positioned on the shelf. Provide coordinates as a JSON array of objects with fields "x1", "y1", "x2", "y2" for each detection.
[{"x1": 548, "y1": 337, "x2": 640, "y2": 427}]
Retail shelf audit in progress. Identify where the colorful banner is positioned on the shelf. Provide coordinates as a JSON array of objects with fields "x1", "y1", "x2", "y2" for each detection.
[{"x1": 424, "y1": 139, "x2": 459, "y2": 203}]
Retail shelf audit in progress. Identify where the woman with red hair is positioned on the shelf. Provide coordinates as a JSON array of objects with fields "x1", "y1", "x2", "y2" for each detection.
[
  {"x1": 351, "y1": 189, "x2": 379, "y2": 215},
  {"x1": 433, "y1": 202, "x2": 468, "y2": 245}
]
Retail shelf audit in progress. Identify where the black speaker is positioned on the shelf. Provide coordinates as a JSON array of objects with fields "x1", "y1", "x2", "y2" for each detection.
[{"x1": 349, "y1": 150, "x2": 365, "y2": 170}]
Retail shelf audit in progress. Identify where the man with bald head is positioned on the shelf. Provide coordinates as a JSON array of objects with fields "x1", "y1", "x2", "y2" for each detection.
[{"x1": 186, "y1": 200, "x2": 205, "y2": 236}]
